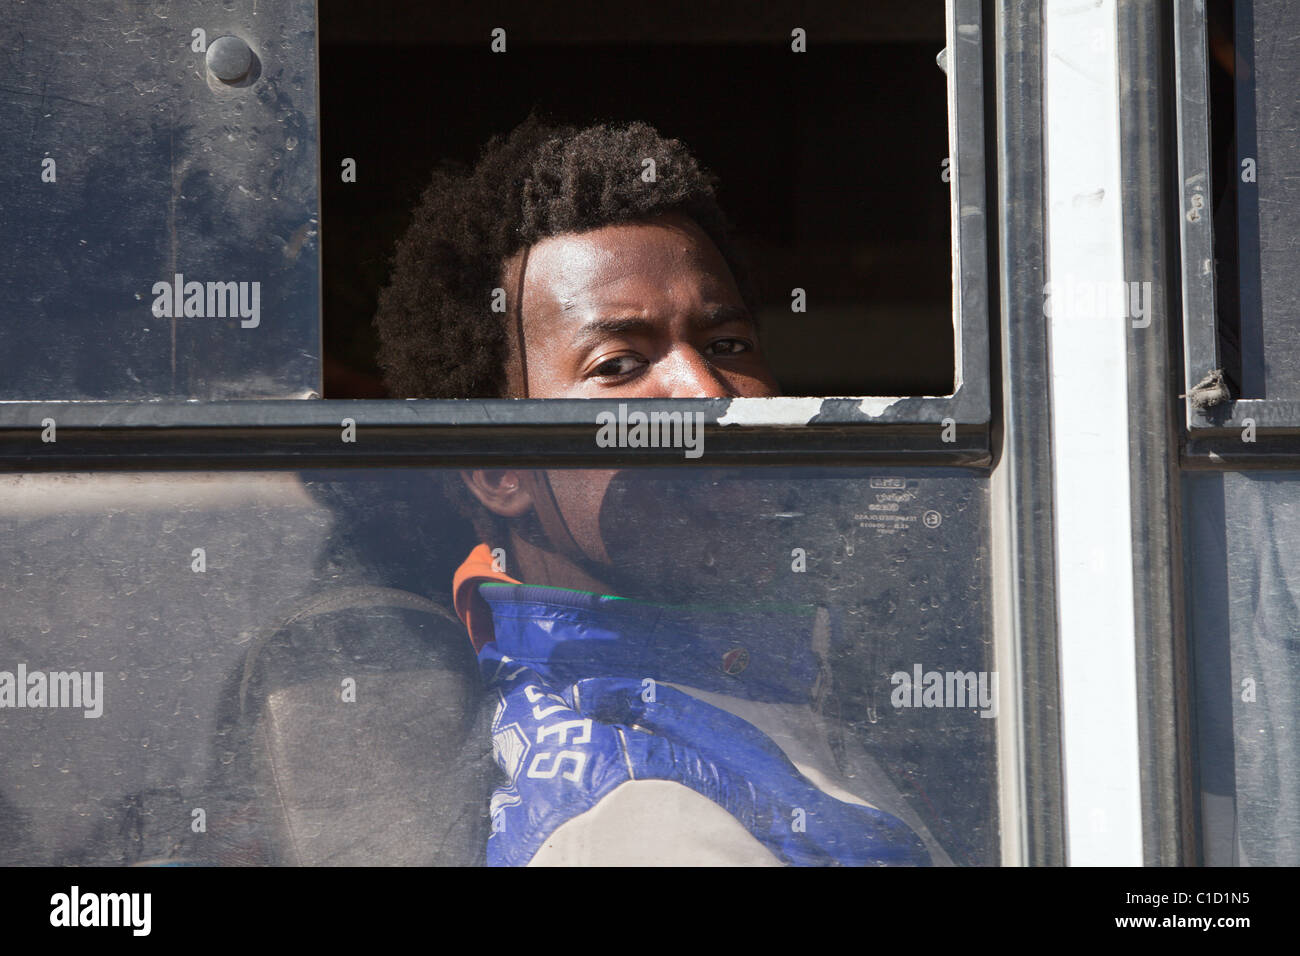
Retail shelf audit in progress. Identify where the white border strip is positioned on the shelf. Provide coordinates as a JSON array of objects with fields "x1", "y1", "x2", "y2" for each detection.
[{"x1": 1043, "y1": 0, "x2": 1144, "y2": 865}]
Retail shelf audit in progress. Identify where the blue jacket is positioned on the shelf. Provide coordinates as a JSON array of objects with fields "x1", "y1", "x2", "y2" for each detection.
[{"x1": 474, "y1": 582, "x2": 932, "y2": 866}]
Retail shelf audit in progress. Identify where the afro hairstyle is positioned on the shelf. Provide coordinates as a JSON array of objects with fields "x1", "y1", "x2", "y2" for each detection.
[{"x1": 372, "y1": 114, "x2": 758, "y2": 400}]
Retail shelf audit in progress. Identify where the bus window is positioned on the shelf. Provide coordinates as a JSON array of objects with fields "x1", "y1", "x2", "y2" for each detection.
[{"x1": 0, "y1": 467, "x2": 996, "y2": 866}]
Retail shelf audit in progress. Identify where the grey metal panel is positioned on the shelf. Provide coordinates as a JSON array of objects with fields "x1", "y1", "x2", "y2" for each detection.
[
  {"x1": 1183, "y1": 471, "x2": 1300, "y2": 866},
  {"x1": 1117, "y1": 0, "x2": 1197, "y2": 865},
  {"x1": 0, "y1": 0, "x2": 321, "y2": 400},
  {"x1": 990, "y1": 0, "x2": 1064, "y2": 866}
]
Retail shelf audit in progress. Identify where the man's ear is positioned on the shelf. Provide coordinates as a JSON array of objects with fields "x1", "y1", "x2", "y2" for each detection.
[{"x1": 460, "y1": 469, "x2": 533, "y2": 518}]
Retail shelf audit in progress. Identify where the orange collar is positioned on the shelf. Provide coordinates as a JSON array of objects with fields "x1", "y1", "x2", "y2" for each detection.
[{"x1": 453, "y1": 543, "x2": 523, "y2": 652}]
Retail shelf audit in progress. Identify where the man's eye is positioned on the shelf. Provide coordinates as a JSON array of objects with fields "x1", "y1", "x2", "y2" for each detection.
[
  {"x1": 707, "y1": 338, "x2": 752, "y2": 356},
  {"x1": 591, "y1": 355, "x2": 646, "y2": 377}
]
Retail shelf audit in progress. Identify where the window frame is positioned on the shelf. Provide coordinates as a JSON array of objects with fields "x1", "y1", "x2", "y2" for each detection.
[
  {"x1": 1176, "y1": 0, "x2": 1300, "y2": 452},
  {"x1": 0, "y1": 0, "x2": 1059, "y2": 870}
]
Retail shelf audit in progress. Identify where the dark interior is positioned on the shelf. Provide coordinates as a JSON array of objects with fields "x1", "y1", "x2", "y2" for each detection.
[{"x1": 318, "y1": 1, "x2": 956, "y2": 398}]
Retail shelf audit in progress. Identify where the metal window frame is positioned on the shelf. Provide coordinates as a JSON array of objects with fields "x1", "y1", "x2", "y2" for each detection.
[
  {"x1": 0, "y1": 397, "x2": 995, "y2": 471},
  {"x1": 1118, "y1": 0, "x2": 1199, "y2": 866},
  {"x1": 987, "y1": 0, "x2": 1065, "y2": 868},
  {"x1": 1175, "y1": 0, "x2": 1300, "y2": 450}
]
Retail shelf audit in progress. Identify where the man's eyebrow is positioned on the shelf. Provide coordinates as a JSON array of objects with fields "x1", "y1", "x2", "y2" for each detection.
[{"x1": 568, "y1": 306, "x2": 755, "y2": 349}]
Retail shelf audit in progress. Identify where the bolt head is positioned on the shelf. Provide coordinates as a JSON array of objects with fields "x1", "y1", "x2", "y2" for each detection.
[{"x1": 207, "y1": 35, "x2": 252, "y2": 83}]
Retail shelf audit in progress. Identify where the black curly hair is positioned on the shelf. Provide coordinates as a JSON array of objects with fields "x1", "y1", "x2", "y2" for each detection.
[{"x1": 372, "y1": 113, "x2": 758, "y2": 400}]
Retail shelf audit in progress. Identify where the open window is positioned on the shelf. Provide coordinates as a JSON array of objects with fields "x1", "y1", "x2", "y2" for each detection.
[{"x1": 319, "y1": 0, "x2": 989, "y2": 428}]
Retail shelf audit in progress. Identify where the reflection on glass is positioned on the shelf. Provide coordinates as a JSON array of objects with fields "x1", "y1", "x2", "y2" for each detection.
[
  {"x1": 1185, "y1": 471, "x2": 1300, "y2": 866},
  {"x1": 0, "y1": 467, "x2": 994, "y2": 865}
]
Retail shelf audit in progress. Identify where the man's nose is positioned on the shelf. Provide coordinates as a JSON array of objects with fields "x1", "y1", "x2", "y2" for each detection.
[{"x1": 659, "y1": 346, "x2": 737, "y2": 398}]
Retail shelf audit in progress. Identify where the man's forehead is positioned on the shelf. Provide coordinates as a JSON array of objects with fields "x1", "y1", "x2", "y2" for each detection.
[{"x1": 510, "y1": 215, "x2": 736, "y2": 315}]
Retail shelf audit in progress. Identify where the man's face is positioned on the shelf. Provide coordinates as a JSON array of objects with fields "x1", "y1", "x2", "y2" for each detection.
[
  {"x1": 500, "y1": 211, "x2": 779, "y2": 399},
  {"x1": 470, "y1": 212, "x2": 785, "y2": 600}
]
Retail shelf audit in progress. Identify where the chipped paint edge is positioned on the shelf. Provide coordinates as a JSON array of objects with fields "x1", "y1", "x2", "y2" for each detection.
[
  {"x1": 715, "y1": 395, "x2": 918, "y2": 425},
  {"x1": 857, "y1": 396, "x2": 907, "y2": 418},
  {"x1": 716, "y1": 397, "x2": 824, "y2": 425}
]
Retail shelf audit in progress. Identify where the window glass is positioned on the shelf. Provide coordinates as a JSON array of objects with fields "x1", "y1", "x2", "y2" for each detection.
[
  {"x1": 1184, "y1": 470, "x2": 1300, "y2": 865},
  {"x1": 0, "y1": 466, "x2": 995, "y2": 865}
]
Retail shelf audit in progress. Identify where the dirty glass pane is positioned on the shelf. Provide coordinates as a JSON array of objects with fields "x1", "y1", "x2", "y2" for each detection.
[
  {"x1": 0, "y1": 466, "x2": 995, "y2": 866},
  {"x1": 1184, "y1": 471, "x2": 1300, "y2": 865},
  {"x1": 0, "y1": 0, "x2": 320, "y2": 400}
]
